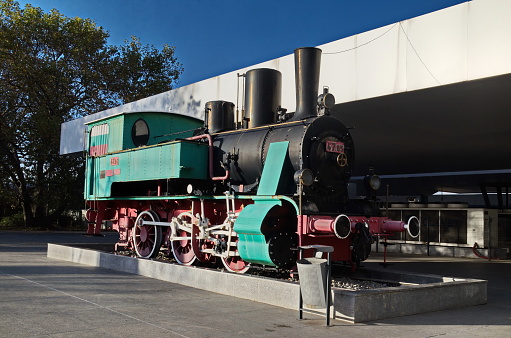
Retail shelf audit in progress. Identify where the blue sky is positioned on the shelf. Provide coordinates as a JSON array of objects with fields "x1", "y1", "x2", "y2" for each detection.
[{"x1": 17, "y1": 0, "x2": 467, "y2": 87}]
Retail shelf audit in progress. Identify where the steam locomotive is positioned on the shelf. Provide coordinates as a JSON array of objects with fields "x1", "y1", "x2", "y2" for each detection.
[{"x1": 84, "y1": 47, "x2": 419, "y2": 272}]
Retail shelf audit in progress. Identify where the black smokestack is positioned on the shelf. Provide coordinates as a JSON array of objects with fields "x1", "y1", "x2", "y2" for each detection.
[{"x1": 292, "y1": 47, "x2": 322, "y2": 120}]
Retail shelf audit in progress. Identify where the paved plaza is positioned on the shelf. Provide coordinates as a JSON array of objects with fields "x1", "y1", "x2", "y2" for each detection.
[{"x1": 0, "y1": 231, "x2": 510, "y2": 337}]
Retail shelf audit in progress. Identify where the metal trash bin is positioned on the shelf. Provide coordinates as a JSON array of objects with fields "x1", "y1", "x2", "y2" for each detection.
[
  {"x1": 297, "y1": 245, "x2": 334, "y2": 326},
  {"x1": 297, "y1": 257, "x2": 328, "y2": 308}
]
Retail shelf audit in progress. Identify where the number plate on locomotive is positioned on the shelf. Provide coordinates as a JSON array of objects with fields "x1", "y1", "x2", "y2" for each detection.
[{"x1": 325, "y1": 141, "x2": 344, "y2": 153}]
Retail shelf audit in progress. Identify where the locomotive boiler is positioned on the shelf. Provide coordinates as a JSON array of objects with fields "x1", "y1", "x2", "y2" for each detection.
[{"x1": 84, "y1": 47, "x2": 419, "y2": 272}]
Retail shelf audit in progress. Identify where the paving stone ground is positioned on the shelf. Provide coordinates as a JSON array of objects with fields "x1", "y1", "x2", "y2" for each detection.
[{"x1": 0, "y1": 231, "x2": 510, "y2": 337}]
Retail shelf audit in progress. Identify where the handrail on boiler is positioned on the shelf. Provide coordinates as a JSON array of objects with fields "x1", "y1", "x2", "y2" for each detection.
[{"x1": 185, "y1": 134, "x2": 229, "y2": 181}]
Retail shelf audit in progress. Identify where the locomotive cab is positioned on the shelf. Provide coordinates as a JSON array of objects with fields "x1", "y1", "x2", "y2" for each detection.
[{"x1": 84, "y1": 112, "x2": 205, "y2": 199}]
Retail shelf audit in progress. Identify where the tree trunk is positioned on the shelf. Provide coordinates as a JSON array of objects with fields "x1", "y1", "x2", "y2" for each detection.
[{"x1": 20, "y1": 187, "x2": 35, "y2": 228}]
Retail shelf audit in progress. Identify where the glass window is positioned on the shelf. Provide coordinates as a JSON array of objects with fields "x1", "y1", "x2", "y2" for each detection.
[
  {"x1": 440, "y1": 210, "x2": 467, "y2": 244},
  {"x1": 90, "y1": 123, "x2": 109, "y2": 137},
  {"x1": 421, "y1": 210, "x2": 440, "y2": 243},
  {"x1": 132, "y1": 119, "x2": 149, "y2": 146},
  {"x1": 89, "y1": 123, "x2": 109, "y2": 156}
]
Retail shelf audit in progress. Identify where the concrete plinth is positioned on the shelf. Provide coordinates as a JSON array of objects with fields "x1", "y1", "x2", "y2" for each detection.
[
  {"x1": 335, "y1": 269, "x2": 487, "y2": 322},
  {"x1": 47, "y1": 243, "x2": 487, "y2": 323}
]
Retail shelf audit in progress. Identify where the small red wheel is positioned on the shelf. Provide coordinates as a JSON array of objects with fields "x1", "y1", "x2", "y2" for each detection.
[
  {"x1": 191, "y1": 222, "x2": 215, "y2": 263},
  {"x1": 171, "y1": 212, "x2": 197, "y2": 266},
  {"x1": 221, "y1": 256, "x2": 250, "y2": 274},
  {"x1": 132, "y1": 210, "x2": 162, "y2": 259}
]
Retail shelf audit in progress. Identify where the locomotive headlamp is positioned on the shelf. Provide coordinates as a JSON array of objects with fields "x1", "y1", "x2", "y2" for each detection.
[
  {"x1": 318, "y1": 92, "x2": 335, "y2": 109},
  {"x1": 317, "y1": 87, "x2": 335, "y2": 115},
  {"x1": 294, "y1": 169, "x2": 314, "y2": 186},
  {"x1": 364, "y1": 174, "x2": 381, "y2": 191}
]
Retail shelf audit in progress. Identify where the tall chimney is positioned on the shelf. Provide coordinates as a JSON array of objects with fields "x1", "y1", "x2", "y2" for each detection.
[{"x1": 292, "y1": 47, "x2": 322, "y2": 120}]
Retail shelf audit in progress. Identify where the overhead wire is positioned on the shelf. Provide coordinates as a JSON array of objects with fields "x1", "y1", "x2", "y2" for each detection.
[
  {"x1": 398, "y1": 22, "x2": 441, "y2": 85},
  {"x1": 323, "y1": 21, "x2": 441, "y2": 85},
  {"x1": 323, "y1": 23, "x2": 398, "y2": 54}
]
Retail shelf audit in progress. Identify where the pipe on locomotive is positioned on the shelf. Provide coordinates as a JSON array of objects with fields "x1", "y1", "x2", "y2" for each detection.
[
  {"x1": 309, "y1": 215, "x2": 420, "y2": 239},
  {"x1": 185, "y1": 133, "x2": 229, "y2": 181}
]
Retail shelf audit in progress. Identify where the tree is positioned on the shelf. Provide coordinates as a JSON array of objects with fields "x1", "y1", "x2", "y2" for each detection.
[
  {"x1": 110, "y1": 36, "x2": 182, "y2": 103},
  {"x1": 0, "y1": 0, "x2": 183, "y2": 228}
]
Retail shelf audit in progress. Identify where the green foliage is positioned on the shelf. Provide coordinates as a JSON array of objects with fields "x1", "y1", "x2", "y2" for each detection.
[
  {"x1": 110, "y1": 36, "x2": 183, "y2": 103},
  {"x1": 0, "y1": 175, "x2": 19, "y2": 218},
  {"x1": 0, "y1": 213, "x2": 25, "y2": 229},
  {"x1": 0, "y1": 0, "x2": 183, "y2": 229}
]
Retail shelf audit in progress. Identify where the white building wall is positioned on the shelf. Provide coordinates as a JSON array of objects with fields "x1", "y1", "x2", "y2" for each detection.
[{"x1": 60, "y1": 0, "x2": 511, "y2": 155}]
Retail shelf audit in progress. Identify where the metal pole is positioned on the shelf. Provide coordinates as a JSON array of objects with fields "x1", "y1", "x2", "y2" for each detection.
[
  {"x1": 386, "y1": 184, "x2": 389, "y2": 216},
  {"x1": 325, "y1": 251, "x2": 331, "y2": 327},
  {"x1": 298, "y1": 182, "x2": 303, "y2": 216},
  {"x1": 489, "y1": 216, "x2": 492, "y2": 261},
  {"x1": 426, "y1": 216, "x2": 430, "y2": 256},
  {"x1": 298, "y1": 247, "x2": 303, "y2": 320}
]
